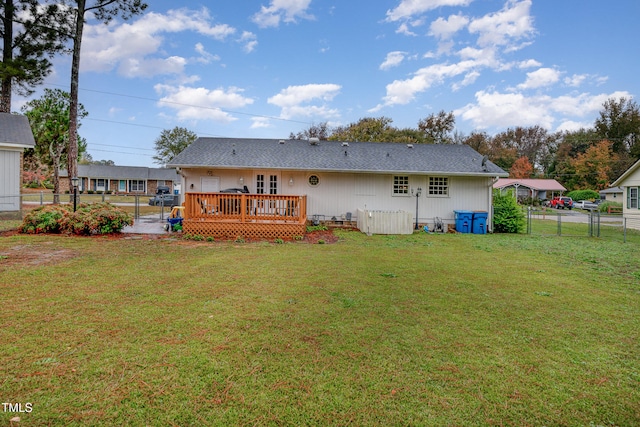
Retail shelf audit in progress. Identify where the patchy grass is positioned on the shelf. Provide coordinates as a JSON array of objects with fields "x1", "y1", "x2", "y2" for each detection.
[{"x1": 0, "y1": 231, "x2": 638, "y2": 426}]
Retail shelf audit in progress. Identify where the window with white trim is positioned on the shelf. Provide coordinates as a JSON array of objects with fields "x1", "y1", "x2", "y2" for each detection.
[
  {"x1": 628, "y1": 187, "x2": 638, "y2": 209},
  {"x1": 393, "y1": 176, "x2": 409, "y2": 195},
  {"x1": 428, "y1": 176, "x2": 449, "y2": 196},
  {"x1": 129, "y1": 180, "x2": 145, "y2": 192}
]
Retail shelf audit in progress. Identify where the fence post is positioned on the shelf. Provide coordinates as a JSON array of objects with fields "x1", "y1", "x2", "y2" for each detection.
[
  {"x1": 557, "y1": 212, "x2": 561, "y2": 236},
  {"x1": 527, "y1": 206, "x2": 532, "y2": 234},
  {"x1": 40, "y1": 191, "x2": 43, "y2": 206},
  {"x1": 623, "y1": 217, "x2": 627, "y2": 243}
]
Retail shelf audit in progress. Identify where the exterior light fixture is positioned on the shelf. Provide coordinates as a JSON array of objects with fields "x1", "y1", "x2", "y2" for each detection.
[{"x1": 71, "y1": 176, "x2": 79, "y2": 212}]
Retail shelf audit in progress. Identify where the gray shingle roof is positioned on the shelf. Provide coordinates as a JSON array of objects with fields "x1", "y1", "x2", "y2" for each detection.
[
  {"x1": 60, "y1": 165, "x2": 176, "y2": 180},
  {"x1": 168, "y1": 137, "x2": 508, "y2": 177},
  {"x1": 0, "y1": 113, "x2": 35, "y2": 147}
]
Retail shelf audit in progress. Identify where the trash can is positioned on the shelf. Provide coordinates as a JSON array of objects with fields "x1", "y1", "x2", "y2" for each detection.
[
  {"x1": 454, "y1": 210, "x2": 473, "y2": 233},
  {"x1": 472, "y1": 211, "x2": 488, "y2": 234}
]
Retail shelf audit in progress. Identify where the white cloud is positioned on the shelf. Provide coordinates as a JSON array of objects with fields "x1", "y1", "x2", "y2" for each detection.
[
  {"x1": 380, "y1": 51, "x2": 408, "y2": 70},
  {"x1": 396, "y1": 22, "x2": 417, "y2": 36},
  {"x1": 517, "y1": 67, "x2": 561, "y2": 90},
  {"x1": 518, "y1": 59, "x2": 542, "y2": 69},
  {"x1": 251, "y1": 117, "x2": 272, "y2": 129},
  {"x1": 154, "y1": 84, "x2": 254, "y2": 122},
  {"x1": 373, "y1": 60, "x2": 478, "y2": 109},
  {"x1": 429, "y1": 13, "x2": 469, "y2": 39},
  {"x1": 81, "y1": 8, "x2": 243, "y2": 77},
  {"x1": 268, "y1": 84, "x2": 341, "y2": 119},
  {"x1": 456, "y1": 90, "x2": 555, "y2": 129},
  {"x1": 194, "y1": 43, "x2": 220, "y2": 64},
  {"x1": 239, "y1": 31, "x2": 258, "y2": 53},
  {"x1": 468, "y1": 0, "x2": 534, "y2": 49},
  {"x1": 455, "y1": 90, "x2": 634, "y2": 131},
  {"x1": 252, "y1": 0, "x2": 314, "y2": 28},
  {"x1": 386, "y1": 0, "x2": 473, "y2": 22}
]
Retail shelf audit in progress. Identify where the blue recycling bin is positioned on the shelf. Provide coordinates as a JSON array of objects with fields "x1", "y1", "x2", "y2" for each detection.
[
  {"x1": 472, "y1": 211, "x2": 488, "y2": 234},
  {"x1": 454, "y1": 210, "x2": 473, "y2": 233}
]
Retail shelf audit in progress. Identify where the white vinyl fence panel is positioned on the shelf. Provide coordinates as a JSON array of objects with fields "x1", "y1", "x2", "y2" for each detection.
[{"x1": 357, "y1": 209, "x2": 413, "y2": 235}]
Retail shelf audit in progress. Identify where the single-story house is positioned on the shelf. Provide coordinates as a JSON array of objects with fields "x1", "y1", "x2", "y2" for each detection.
[
  {"x1": 60, "y1": 165, "x2": 178, "y2": 195},
  {"x1": 611, "y1": 160, "x2": 640, "y2": 231},
  {"x1": 493, "y1": 178, "x2": 566, "y2": 201},
  {"x1": 599, "y1": 186, "x2": 623, "y2": 202},
  {"x1": 0, "y1": 113, "x2": 35, "y2": 215},
  {"x1": 167, "y1": 137, "x2": 508, "y2": 238}
]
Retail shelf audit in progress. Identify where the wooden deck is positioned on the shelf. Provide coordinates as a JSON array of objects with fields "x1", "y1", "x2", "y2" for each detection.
[{"x1": 182, "y1": 193, "x2": 307, "y2": 239}]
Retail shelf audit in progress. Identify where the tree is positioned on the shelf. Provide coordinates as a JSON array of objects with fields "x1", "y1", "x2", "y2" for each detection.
[
  {"x1": 0, "y1": 0, "x2": 70, "y2": 112},
  {"x1": 509, "y1": 156, "x2": 534, "y2": 179},
  {"x1": 493, "y1": 189, "x2": 525, "y2": 233},
  {"x1": 418, "y1": 110, "x2": 455, "y2": 144},
  {"x1": 153, "y1": 126, "x2": 197, "y2": 165},
  {"x1": 570, "y1": 139, "x2": 619, "y2": 190},
  {"x1": 63, "y1": 0, "x2": 147, "y2": 197},
  {"x1": 594, "y1": 97, "x2": 640, "y2": 157},
  {"x1": 22, "y1": 88, "x2": 87, "y2": 203},
  {"x1": 289, "y1": 122, "x2": 331, "y2": 140},
  {"x1": 329, "y1": 117, "x2": 396, "y2": 142}
]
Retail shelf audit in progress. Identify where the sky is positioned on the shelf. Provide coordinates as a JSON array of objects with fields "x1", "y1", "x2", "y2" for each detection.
[{"x1": 14, "y1": 0, "x2": 640, "y2": 167}]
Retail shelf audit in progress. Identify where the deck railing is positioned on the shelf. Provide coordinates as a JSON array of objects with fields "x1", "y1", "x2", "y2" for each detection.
[{"x1": 184, "y1": 192, "x2": 307, "y2": 224}]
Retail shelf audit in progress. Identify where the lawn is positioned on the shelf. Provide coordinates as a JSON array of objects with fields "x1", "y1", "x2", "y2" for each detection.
[{"x1": 0, "y1": 230, "x2": 638, "y2": 426}]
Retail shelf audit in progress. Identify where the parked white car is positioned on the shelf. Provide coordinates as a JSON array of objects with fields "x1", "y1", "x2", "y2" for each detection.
[{"x1": 575, "y1": 200, "x2": 598, "y2": 210}]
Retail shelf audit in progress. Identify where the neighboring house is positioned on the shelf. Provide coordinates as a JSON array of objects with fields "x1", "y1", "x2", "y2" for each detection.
[
  {"x1": 167, "y1": 137, "x2": 508, "y2": 237},
  {"x1": 0, "y1": 113, "x2": 35, "y2": 215},
  {"x1": 599, "y1": 186, "x2": 623, "y2": 203},
  {"x1": 60, "y1": 165, "x2": 178, "y2": 195},
  {"x1": 612, "y1": 160, "x2": 640, "y2": 231},
  {"x1": 493, "y1": 178, "x2": 566, "y2": 201}
]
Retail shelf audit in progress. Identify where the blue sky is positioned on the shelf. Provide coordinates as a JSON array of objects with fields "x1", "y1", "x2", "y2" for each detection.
[{"x1": 15, "y1": 0, "x2": 639, "y2": 167}]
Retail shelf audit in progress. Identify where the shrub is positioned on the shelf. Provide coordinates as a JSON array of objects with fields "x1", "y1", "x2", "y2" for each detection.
[
  {"x1": 19, "y1": 203, "x2": 133, "y2": 235},
  {"x1": 493, "y1": 190, "x2": 525, "y2": 233},
  {"x1": 598, "y1": 201, "x2": 622, "y2": 213},
  {"x1": 567, "y1": 189, "x2": 599, "y2": 201},
  {"x1": 19, "y1": 205, "x2": 69, "y2": 234},
  {"x1": 59, "y1": 203, "x2": 133, "y2": 235}
]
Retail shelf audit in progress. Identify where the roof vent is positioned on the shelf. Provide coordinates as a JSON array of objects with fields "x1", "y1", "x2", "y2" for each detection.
[
  {"x1": 341, "y1": 142, "x2": 349, "y2": 147},
  {"x1": 407, "y1": 144, "x2": 414, "y2": 148},
  {"x1": 279, "y1": 139, "x2": 285, "y2": 144},
  {"x1": 309, "y1": 137, "x2": 319, "y2": 145}
]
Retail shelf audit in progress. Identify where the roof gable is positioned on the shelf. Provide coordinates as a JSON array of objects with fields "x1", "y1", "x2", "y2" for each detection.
[
  {"x1": 168, "y1": 137, "x2": 508, "y2": 177},
  {"x1": 0, "y1": 113, "x2": 35, "y2": 148},
  {"x1": 612, "y1": 159, "x2": 640, "y2": 187}
]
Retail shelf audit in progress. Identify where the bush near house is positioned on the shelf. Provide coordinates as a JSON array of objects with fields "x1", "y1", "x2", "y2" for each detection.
[
  {"x1": 19, "y1": 203, "x2": 132, "y2": 235},
  {"x1": 566, "y1": 189, "x2": 599, "y2": 201},
  {"x1": 493, "y1": 189, "x2": 525, "y2": 233}
]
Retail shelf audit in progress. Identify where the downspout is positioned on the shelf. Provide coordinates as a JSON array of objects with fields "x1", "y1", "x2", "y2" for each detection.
[{"x1": 488, "y1": 176, "x2": 500, "y2": 233}]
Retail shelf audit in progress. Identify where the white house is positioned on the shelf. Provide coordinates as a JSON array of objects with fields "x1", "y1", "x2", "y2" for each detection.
[
  {"x1": 612, "y1": 159, "x2": 640, "y2": 230},
  {"x1": 494, "y1": 178, "x2": 566, "y2": 201},
  {"x1": 0, "y1": 113, "x2": 35, "y2": 214},
  {"x1": 167, "y1": 137, "x2": 508, "y2": 237}
]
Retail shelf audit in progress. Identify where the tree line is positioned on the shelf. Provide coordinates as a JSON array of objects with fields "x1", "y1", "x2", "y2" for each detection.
[
  {"x1": 290, "y1": 98, "x2": 640, "y2": 191},
  {"x1": 4, "y1": 1, "x2": 638, "y2": 195},
  {"x1": 1, "y1": 0, "x2": 147, "y2": 193}
]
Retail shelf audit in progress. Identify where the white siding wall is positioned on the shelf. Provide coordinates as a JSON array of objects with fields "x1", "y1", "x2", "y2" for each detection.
[
  {"x1": 621, "y1": 167, "x2": 640, "y2": 231},
  {"x1": 181, "y1": 169, "x2": 494, "y2": 228},
  {"x1": 0, "y1": 149, "x2": 20, "y2": 211}
]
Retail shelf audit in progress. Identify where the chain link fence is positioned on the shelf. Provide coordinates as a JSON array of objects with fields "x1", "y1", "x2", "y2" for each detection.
[
  {"x1": 0, "y1": 191, "x2": 177, "y2": 229},
  {"x1": 521, "y1": 206, "x2": 639, "y2": 243}
]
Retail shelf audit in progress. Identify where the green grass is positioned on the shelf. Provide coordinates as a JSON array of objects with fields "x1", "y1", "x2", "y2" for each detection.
[{"x1": 0, "y1": 231, "x2": 638, "y2": 426}]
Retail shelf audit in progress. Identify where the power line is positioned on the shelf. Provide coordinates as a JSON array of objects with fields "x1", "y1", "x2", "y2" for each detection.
[{"x1": 46, "y1": 83, "x2": 313, "y2": 126}]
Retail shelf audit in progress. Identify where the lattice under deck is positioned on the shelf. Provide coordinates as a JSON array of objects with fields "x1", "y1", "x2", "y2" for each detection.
[{"x1": 183, "y1": 219, "x2": 306, "y2": 240}]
